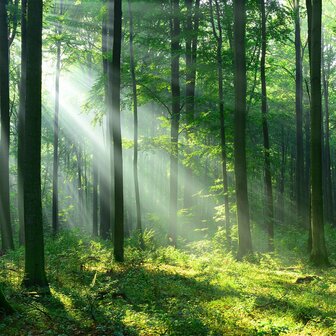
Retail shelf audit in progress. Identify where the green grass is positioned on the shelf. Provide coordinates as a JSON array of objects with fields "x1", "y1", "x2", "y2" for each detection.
[{"x1": 0, "y1": 228, "x2": 336, "y2": 335}]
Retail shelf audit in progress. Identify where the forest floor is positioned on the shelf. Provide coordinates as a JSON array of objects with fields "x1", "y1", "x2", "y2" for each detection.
[{"x1": 1, "y1": 228, "x2": 336, "y2": 336}]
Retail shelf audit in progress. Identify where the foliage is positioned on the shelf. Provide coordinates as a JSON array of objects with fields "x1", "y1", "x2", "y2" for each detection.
[{"x1": 1, "y1": 229, "x2": 336, "y2": 335}]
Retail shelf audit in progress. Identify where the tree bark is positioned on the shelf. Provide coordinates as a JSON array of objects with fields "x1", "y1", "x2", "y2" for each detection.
[
  {"x1": 128, "y1": 0, "x2": 144, "y2": 249},
  {"x1": 260, "y1": 0, "x2": 274, "y2": 251},
  {"x1": 209, "y1": 0, "x2": 231, "y2": 247},
  {"x1": 0, "y1": 0, "x2": 14, "y2": 251},
  {"x1": 92, "y1": 154, "x2": 98, "y2": 237},
  {"x1": 294, "y1": 0, "x2": 305, "y2": 225},
  {"x1": 52, "y1": 0, "x2": 63, "y2": 236},
  {"x1": 17, "y1": 0, "x2": 27, "y2": 246},
  {"x1": 322, "y1": 42, "x2": 334, "y2": 226},
  {"x1": 168, "y1": 0, "x2": 181, "y2": 246},
  {"x1": 233, "y1": 0, "x2": 252, "y2": 259},
  {"x1": 308, "y1": 0, "x2": 328, "y2": 266},
  {"x1": 22, "y1": 0, "x2": 49, "y2": 288},
  {"x1": 183, "y1": 0, "x2": 200, "y2": 210},
  {"x1": 0, "y1": 289, "x2": 13, "y2": 315},
  {"x1": 108, "y1": 0, "x2": 124, "y2": 262},
  {"x1": 100, "y1": 13, "x2": 111, "y2": 240}
]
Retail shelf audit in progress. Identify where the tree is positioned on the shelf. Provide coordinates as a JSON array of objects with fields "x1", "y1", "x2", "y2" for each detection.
[
  {"x1": 209, "y1": 0, "x2": 231, "y2": 247},
  {"x1": 233, "y1": 0, "x2": 252, "y2": 259},
  {"x1": 128, "y1": 0, "x2": 144, "y2": 249},
  {"x1": 22, "y1": 0, "x2": 49, "y2": 288},
  {"x1": 0, "y1": 0, "x2": 15, "y2": 251},
  {"x1": 184, "y1": 0, "x2": 200, "y2": 209},
  {"x1": 294, "y1": 0, "x2": 304, "y2": 226},
  {"x1": 307, "y1": 0, "x2": 328, "y2": 266},
  {"x1": 17, "y1": 0, "x2": 27, "y2": 246},
  {"x1": 100, "y1": 11, "x2": 111, "y2": 240},
  {"x1": 52, "y1": 0, "x2": 64, "y2": 236},
  {"x1": 321, "y1": 38, "x2": 334, "y2": 226},
  {"x1": 168, "y1": 0, "x2": 181, "y2": 246},
  {"x1": 0, "y1": 289, "x2": 13, "y2": 315},
  {"x1": 108, "y1": 0, "x2": 124, "y2": 262},
  {"x1": 260, "y1": 0, "x2": 274, "y2": 251}
]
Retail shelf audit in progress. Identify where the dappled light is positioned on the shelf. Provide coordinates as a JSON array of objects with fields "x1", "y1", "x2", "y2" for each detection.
[{"x1": 0, "y1": 0, "x2": 336, "y2": 334}]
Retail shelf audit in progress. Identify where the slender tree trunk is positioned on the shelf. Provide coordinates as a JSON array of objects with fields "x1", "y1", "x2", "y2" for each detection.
[
  {"x1": 183, "y1": 0, "x2": 200, "y2": 209},
  {"x1": 76, "y1": 146, "x2": 83, "y2": 207},
  {"x1": 209, "y1": 0, "x2": 231, "y2": 247},
  {"x1": 304, "y1": 76, "x2": 311, "y2": 230},
  {"x1": 168, "y1": 0, "x2": 181, "y2": 246},
  {"x1": 100, "y1": 13, "x2": 111, "y2": 240},
  {"x1": 322, "y1": 44, "x2": 333, "y2": 226},
  {"x1": 233, "y1": 0, "x2": 252, "y2": 259},
  {"x1": 108, "y1": 0, "x2": 124, "y2": 262},
  {"x1": 307, "y1": 0, "x2": 328, "y2": 266},
  {"x1": 278, "y1": 126, "x2": 286, "y2": 225},
  {"x1": 260, "y1": 0, "x2": 274, "y2": 251},
  {"x1": 52, "y1": 0, "x2": 63, "y2": 236},
  {"x1": 22, "y1": 0, "x2": 49, "y2": 289},
  {"x1": 294, "y1": 0, "x2": 305, "y2": 225},
  {"x1": 18, "y1": 0, "x2": 27, "y2": 246},
  {"x1": 128, "y1": 0, "x2": 144, "y2": 249},
  {"x1": 92, "y1": 151, "x2": 98, "y2": 236},
  {"x1": 0, "y1": 0, "x2": 14, "y2": 251}
]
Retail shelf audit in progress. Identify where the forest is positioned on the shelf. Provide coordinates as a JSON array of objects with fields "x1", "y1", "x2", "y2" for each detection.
[{"x1": 0, "y1": 0, "x2": 336, "y2": 335}]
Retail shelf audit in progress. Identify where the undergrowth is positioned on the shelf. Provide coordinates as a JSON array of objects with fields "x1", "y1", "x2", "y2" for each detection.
[{"x1": 0, "y1": 226, "x2": 336, "y2": 335}]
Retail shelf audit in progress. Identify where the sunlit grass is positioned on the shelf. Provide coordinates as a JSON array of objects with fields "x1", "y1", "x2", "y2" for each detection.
[{"x1": 0, "y1": 228, "x2": 336, "y2": 335}]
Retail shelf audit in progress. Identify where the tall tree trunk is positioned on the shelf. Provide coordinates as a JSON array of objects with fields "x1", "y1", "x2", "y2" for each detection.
[
  {"x1": 168, "y1": 0, "x2": 181, "y2": 246},
  {"x1": 100, "y1": 13, "x2": 111, "y2": 240},
  {"x1": 183, "y1": 0, "x2": 200, "y2": 209},
  {"x1": 17, "y1": 0, "x2": 27, "y2": 246},
  {"x1": 307, "y1": 0, "x2": 328, "y2": 266},
  {"x1": 304, "y1": 77, "x2": 311, "y2": 231},
  {"x1": 209, "y1": 0, "x2": 231, "y2": 247},
  {"x1": 294, "y1": 0, "x2": 305, "y2": 225},
  {"x1": 260, "y1": 0, "x2": 274, "y2": 251},
  {"x1": 128, "y1": 0, "x2": 144, "y2": 249},
  {"x1": 322, "y1": 43, "x2": 334, "y2": 226},
  {"x1": 52, "y1": 0, "x2": 63, "y2": 236},
  {"x1": 0, "y1": 0, "x2": 14, "y2": 251},
  {"x1": 22, "y1": 0, "x2": 49, "y2": 288},
  {"x1": 108, "y1": 0, "x2": 124, "y2": 262},
  {"x1": 233, "y1": 0, "x2": 252, "y2": 259}
]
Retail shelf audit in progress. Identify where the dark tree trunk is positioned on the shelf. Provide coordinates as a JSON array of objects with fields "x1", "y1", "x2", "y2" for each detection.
[
  {"x1": 209, "y1": 0, "x2": 231, "y2": 247},
  {"x1": 128, "y1": 0, "x2": 144, "y2": 249},
  {"x1": 0, "y1": 0, "x2": 14, "y2": 251},
  {"x1": 260, "y1": 0, "x2": 274, "y2": 251},
  {"x1": 22, "y1": 0, "x2": 49, "y2": 288},
  {"x1": 52, "y1": 0, "x2": 63, "y2": 236},
  {"x1": 233, "y1": 0, "x2": 252, "y2": 259},
  {"x1": 108, "y1": 0, "x2": 124, "y2": 262},
  {"x1": 168, "y1": 0, "x2": 181, "y2": 246},
  {"x1": 17, "y1": 0, "x2": 27, "y2": 246},
  {"x1": 294, "y1": 0, "x2": 305, "y2": 225},
  {"x1": 0, "y1": 289, "x2": 13, "y2": 315},
  {"x1": 307, "y1": 0, "x2": 328, "y2": 266}
]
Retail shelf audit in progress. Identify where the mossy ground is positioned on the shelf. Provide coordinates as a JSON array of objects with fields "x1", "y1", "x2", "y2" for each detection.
[{"x1": 0, "y1": 227, "x2": 336, "y2": 335}]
